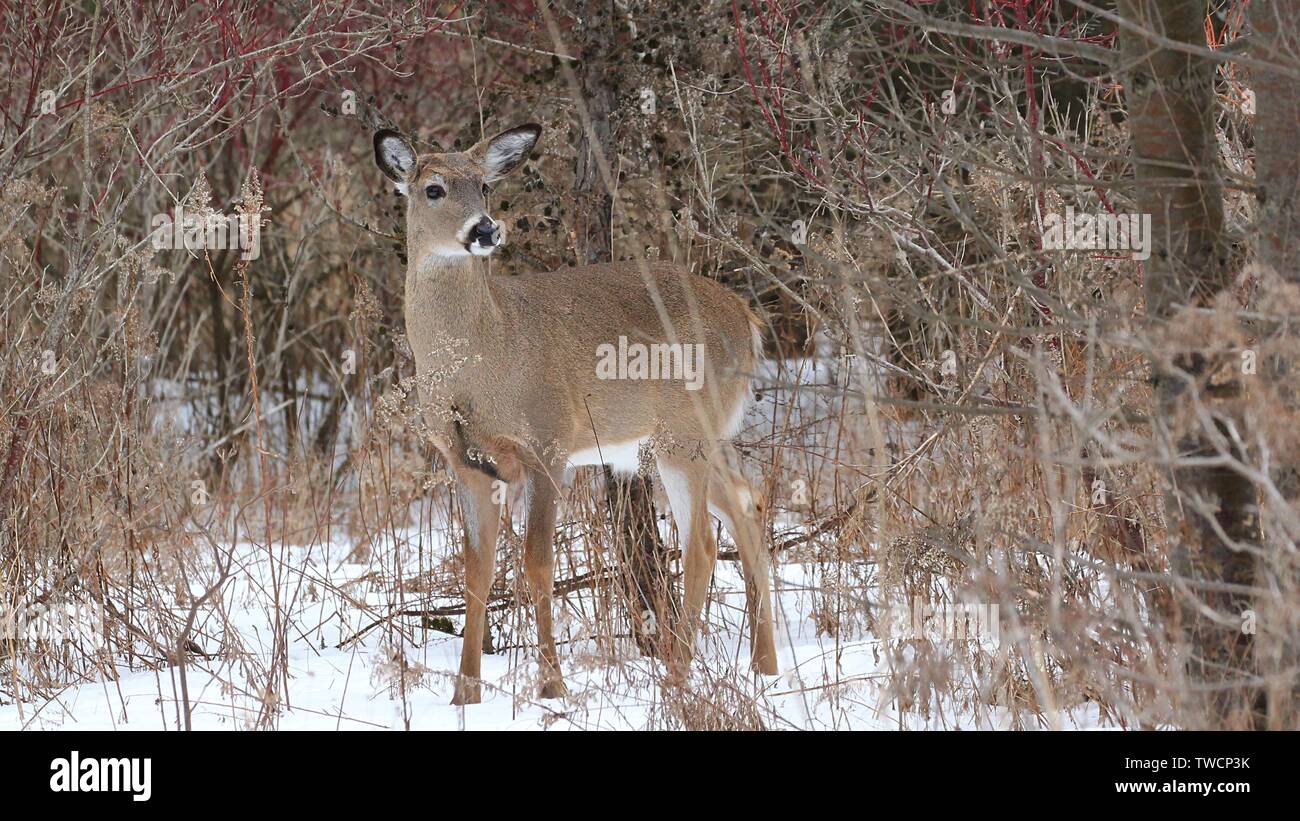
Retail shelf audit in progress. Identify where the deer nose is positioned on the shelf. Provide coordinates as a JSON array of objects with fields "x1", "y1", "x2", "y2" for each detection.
[{"x1": 469, "y1": 217, "x2": 500, "y2": 247}]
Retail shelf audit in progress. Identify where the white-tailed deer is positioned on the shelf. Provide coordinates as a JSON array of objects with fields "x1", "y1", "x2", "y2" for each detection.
[{"x1": 374, "y1": 122, "x2": 777, "y2": 704}]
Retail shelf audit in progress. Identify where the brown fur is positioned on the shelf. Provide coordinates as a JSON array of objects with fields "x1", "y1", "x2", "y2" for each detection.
[{"x1": 375, "y1": 124, "x2": 778, "y2": 704}]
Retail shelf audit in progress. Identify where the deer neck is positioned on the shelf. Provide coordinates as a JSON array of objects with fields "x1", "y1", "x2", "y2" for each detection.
[{"x1": 405, "y1": 253, "x2": 502, "y2": 347}]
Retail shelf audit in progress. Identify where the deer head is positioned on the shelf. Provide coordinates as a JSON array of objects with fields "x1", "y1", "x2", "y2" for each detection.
[{"x1": 373, "y1": 124, "x2": 541, "y2": 265}]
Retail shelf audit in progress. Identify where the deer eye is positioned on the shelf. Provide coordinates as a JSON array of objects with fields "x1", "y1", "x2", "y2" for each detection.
[
  {"x1": 481, "y1": 183, "x2": 490, "y2": 196},
  {"x1": 425, "y1": 184, "x2": 445, "y2": 201}
]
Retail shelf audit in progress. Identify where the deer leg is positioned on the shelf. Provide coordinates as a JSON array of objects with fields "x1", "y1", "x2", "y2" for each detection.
[
  {"x1": 452, "y1": 470, "x2": 501, "y2": 705},
  {"x1": 709, "y1": 446, "x2": 778, "y2": 675},
  {"x1": 657, "y1": 457, "x2": 715, "y2": 679},
  {"x1": 523, "y1": 469, "x2": 567, "y2": 699}
]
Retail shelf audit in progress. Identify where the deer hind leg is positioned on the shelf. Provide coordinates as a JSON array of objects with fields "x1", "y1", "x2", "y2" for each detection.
[
  {"x1": 657, "y1": 455, "x2": 716, "y2": 677},
  {"x1": 452, "y1": 469, "x2": 501, "y2": 705},
  {"x1": 708, "y1": 443, "x2": 778, "y2": 675},
  {"x1": 522, "y1": 468, "x2": 566, "y2": 699}
]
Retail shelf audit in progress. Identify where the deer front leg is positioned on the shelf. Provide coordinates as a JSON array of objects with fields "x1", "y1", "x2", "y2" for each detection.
[
  {"x1": 452, "y1": 470, "x2": 501, "y2": 705},
  {"x1": 523, "y1": 469, "x2": 567, "y2": 699}
]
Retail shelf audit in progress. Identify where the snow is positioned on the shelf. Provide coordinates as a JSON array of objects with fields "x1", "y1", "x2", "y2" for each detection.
[
  {"x1": 0, "y1": 526, "x2": 1104, "y2": 730},
  {"x1": 0, "y1": 351, "x2": 1107, "y2": 730}
]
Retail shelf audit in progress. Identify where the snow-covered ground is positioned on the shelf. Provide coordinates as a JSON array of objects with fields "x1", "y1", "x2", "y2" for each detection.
[
  {"x1": 1, "y1": 353, "x2": 1105, "y2": 730},
  {"x1": 0, "y1": 522, "x2": 1103, "y2": 730}
]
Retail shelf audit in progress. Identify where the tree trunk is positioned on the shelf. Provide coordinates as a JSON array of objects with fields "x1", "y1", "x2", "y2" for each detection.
[
  {"x1": 572, "y1": 0, "x2": 672, "y2": 655},
  {"x1": 1120, "y1": 0, "x2": 1263, "y2": 728},
  {"x1": 1248, "y1": 0, "x2": 1300, "y2": 729}
]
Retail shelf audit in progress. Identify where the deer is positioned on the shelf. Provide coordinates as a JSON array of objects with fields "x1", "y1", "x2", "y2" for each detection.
[{"x1": 373, "y1": 121, "x2": 778, "y2": 705}]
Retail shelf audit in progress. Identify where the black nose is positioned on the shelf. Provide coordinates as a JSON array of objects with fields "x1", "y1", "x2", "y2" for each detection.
[{"x1": 469, "y1": 217, "x2": 500, "y2": 247}]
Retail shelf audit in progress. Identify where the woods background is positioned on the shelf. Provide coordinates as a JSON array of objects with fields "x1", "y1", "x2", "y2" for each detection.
[{"x1": 1, "y1": 0, "x2": 1297, "y2": 730}]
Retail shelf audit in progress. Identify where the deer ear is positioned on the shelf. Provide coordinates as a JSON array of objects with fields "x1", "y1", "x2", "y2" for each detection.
[
  {"x1": 472, "y1": 124, "x2": 541, "y2": 183},
  {"x1": 374, "y1": 130, "x2": 416, "y2": 194}
]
